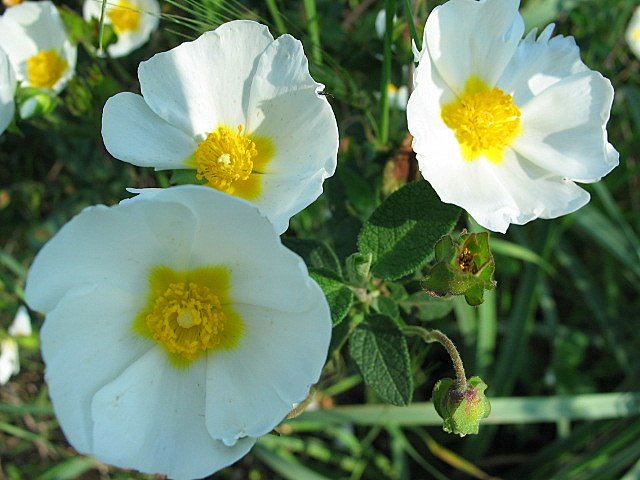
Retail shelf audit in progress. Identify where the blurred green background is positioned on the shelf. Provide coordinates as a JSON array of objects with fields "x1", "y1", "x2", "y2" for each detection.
[{"x1": 1, "y1": 0, "x2": 640, "y2": 478}]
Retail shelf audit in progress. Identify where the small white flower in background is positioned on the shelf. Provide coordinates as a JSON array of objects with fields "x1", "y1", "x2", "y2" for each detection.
[
  {"x1": 626, "y1": 6, "x2": 640, "y2": 59},
  {"x1": 0, "y1": 306, "x2": 32, "y2": 385},
  {"x1": 0, "y1": 48, "x2": 16, "y2": 135},
  {"x1": 387, "y1": 83, "x2": 408, "y2": 111},
  {"x1": 25, "y1": 185, "x2": 331, "y2": 479},
  {"x1": 375, "y1": 9, "x2": 397, "y2": 38},
  {"x1": 102, "y1": 20, "x2": 339, "y2": 234},
  {"x1": 83, "y1": 0, "x2": 160, "y2": 58},
  {"x1": 407, "y1": 0, "x2": 619, "y2": 233},
  {"x1": 0, "y1": 1, "x2": 76, "y2": 95}
]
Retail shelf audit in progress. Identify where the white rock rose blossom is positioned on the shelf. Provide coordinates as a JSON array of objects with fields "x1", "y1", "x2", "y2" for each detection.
[
  {"x1": 25, "y1": 186, "x2": 332, "y2": 479},
  {"x1": 0, "y1": 306, "x2": 32, "y2": 385},
  {"x1": 83, "y1": 0, "x2": 160, "y2": 58},
  {"x1": 406, "y1": 0, "x2": 619, "y2": 233},
  {"x1": 0, "y1": 48, "x2": 16, "y2": 134},
  {"x1": 0, "y1": 1, "x2": 76, "y2": 94},
  {"x1": 102, "y1": 20, "x2": 339, "y2": 234},
  {"x1": 626, "y1": 6, "x2": 640, "y2": 60}
]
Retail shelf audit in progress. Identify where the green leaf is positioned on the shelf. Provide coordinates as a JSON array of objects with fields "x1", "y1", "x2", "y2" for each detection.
[
  {"x1": 400, "y1": 292, "x2": 454, "y2": 321},
  {"x1": 283, "y1": 238, "x2": 342, "y2": 275},
  {"x1": 358, "y1": 181, "x2": 460, "y2": 280},
  {"x1": 349, "y1": 314, "x2": 413, "y2": 406},
  {"x1": 310, "y1": 269, "x2": 354, "y2": 326},
  {"x1": 372, "y1": 295, "x2": 400, "y2": 321}
]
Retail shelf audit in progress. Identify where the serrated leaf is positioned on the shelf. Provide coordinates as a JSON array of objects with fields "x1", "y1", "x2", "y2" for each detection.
[
  {"x1": 283, "y1": 238, "x2": 342, "y2": 275},
  {"x1": 358, "y1": 181, "x2": 460, "y2": 280},
  {"x1": 349, "y1": 314, "x2": 413, "y2": 406},
  {"x1": 310, "y1": 269, "x2": 353, "y2": 326},
  {"x1": 400, "y1": 291, "x2": 454, "y2": 321}
]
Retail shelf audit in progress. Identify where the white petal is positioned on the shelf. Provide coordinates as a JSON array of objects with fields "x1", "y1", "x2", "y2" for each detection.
[
  {"x1": 498, "y1": 25, "x2": 589, "y2": 105},
  {"x1": 490, "y1": 150, "x2": 591, "y2": 225},
  {"x1": 102, "y1": 92, "x2": 197, "y2": 169},
  {"x1": 40, "y1": 285, "x2": 151, "y2": 453},
  {"x1": 0, "y1": 49, "x2": 16, "y2": 134},
  {"x1": 0, "y1": 1, "x2": 67, "y2": 55},
  {"x1": 0, "y1": 9, "x2": 39, "y2": 75},
  {"x1": 0, "y1": 338, "x2": 19, "y2": 385},
  {"x1": 138, "y1": 20, "x2": 274, "y2": 137},
  {"x1": 25, "y1": 197, "x2": 197, "y2": 314},
  {"x1": 205, "y1": 283, "x2": 330, "y2": 444},
  {"x1": 91, "y1": 348, "x2": 255, "y2": 479},
  {"x1": 131, "y1": 185, "x2": 318, "y2": 312},
  {"x1": 250, "y1": 170, "x2": 330, "y2": 234},
  {"x1": 108, "y1": 0, "x2": 161, "y2": 58},
  {"x1": 514, "y1": 70, "x2": 618, "y2": 181},
  {"x1": 423, "y1": 0, "x2": 523, "y2": 92},
  {"x1": 9, "y1": 306, "x2": 31, "y2": 337}
]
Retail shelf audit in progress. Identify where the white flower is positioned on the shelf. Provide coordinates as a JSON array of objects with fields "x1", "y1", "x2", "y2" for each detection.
[
  {"x1": 0, "y1": 48, "x2": 16, "y2": 134},
  {"x1": 102, "y1": 20, "x2": 338, "y2": 234},
  {"x1": 0, "y1": 1, "x2": 76, "y2": 94},
  {"x1": 388, "y1": 83, "x2": 408, "y2": 111},
  {"x1": 0, "y1": 338, "x2": 19, "y2": 385},
  {"x1": 9, "y1": 305, "x2": 32, "y2": 337},
  {"x1": 626, "y1": 7, "x2": 640, "y2": 59},
  {"x1": 83, "y1": 0, "x2": 160, "y2": 58},
  {"x1": 407, "y1": 0, "x2": 619, "y2": 233},
  {"x1": 25, "y1": 185, "x2": 331, "y2": 479},
  {"x1": 0, "y1": 306, "x2": 32, "y2": 385}
]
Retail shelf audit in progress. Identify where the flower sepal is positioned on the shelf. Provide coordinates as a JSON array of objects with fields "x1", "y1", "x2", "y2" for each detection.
[
  {"x1": 432, "y1": 375, "x2": 491, "y2": 437},
  {"x1": 421, "y1": 231, "x2": 496, "y2": 306},
  {"x1": 16, "y1": 87, "x2": 59, "y2": 119}
]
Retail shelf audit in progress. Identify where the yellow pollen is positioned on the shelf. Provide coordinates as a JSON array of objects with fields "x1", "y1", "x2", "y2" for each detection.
[
  {"x1": 26, "y1": 50, "x2": 67, "y2": 89},
  {"x1": 441, "y1": 76, "x2": 521, "y2": 163},
  {"x1": 108, "y1": 0, "x2": 141, "y2": 34},
  {"x1": 134, "y1": 266, "x2": 244, "y2": 367},
  {"x1": 194, "y1": 124, "x2": 258, "y2": 192},
  {"x1": 633, "y1": 29, "x2": 640, "y2": 40}
]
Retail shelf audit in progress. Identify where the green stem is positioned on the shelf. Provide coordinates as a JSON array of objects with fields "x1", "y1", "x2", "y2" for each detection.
[
  {"x1": 303, "y1": 0, "x2": 323, "y2": 65},
  {"x1": 378, "y1": 0, "x2": 396, "y2": 146},
  {"x1": 402, "y1": 0, "x2": 421, "y2": 52},
  {"x1": 265, "y1": 0, "x2": 287, "y2": 35},
  {"x1": 403, "y1": 326, "x2": 467, "y2": 388},
  {"x1": 97, "y1": 0, "x2": 108, "y2": 57}
]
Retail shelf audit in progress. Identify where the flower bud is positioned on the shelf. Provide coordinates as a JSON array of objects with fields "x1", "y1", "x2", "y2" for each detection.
[{"x1": 432, "y1": 376, "x2": 491, "y2": 436}]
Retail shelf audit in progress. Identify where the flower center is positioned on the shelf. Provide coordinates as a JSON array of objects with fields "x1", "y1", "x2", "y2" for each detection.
[
  {"x1": 134, "y1": 266, "x2": 244, "y2": 367},
  {"x1": 194, "y1": 125, "x2": 258, "y2": 192},
  {"x1": 441, "y1": 76, "x2": 521, "y2": 163},
  {"x1": 108, "y1": 0, "x2": 141, "y2": 34},
  {"x1": 26, "y1": 50, "x2": 67, "y2": 89}
]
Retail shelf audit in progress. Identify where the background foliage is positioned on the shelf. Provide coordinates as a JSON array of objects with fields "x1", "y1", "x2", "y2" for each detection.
[{"x1": 1, "y1": 0, "x2": 640, "y2": 478}]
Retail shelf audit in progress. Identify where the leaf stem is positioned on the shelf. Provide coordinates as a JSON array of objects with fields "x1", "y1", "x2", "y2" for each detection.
[
  {"x1": 97, "y1": 0, "x2": 108, "y2": 57},
  {"x1": 402, "y1": 0, "x2": 421, "y2": 52},
  {"x1": 265, "y1": 0, "x2": 287, "y2": 35},
  {"x1": 378, "y1": 0, "x2": 396, "y2": 146},
  {"x1": 303, "y1": 0, "x2": 323, "y2": 65},
  {"x1": 403, "y1": 326, "x2": 467, "y2": 388}
]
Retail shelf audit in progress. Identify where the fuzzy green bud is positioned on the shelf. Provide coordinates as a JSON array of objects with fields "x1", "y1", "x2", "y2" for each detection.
[{"x1": 432, "y1": 376, "x2": 491, "y2": 436}]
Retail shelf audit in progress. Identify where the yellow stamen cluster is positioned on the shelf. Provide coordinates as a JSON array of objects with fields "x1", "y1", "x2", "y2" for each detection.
[
  {"x1": 135, "y1": 266, "x2": 243, "y2": 366},
  {"x1": 195, "y1": 125, "x2": 258, "y2": 192},
  {"x1": 108, "y1": 0, "x2": 141, "y2": 34},
  {"x1": 146, "y1": 281, "x2": 225, "y2": 361},
  {"x1": 441, "y1": 76, "x2": 521, "y2": 163},
  {"x1": 26, "y1": 50, "x2": 67, "y2": 89}
]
